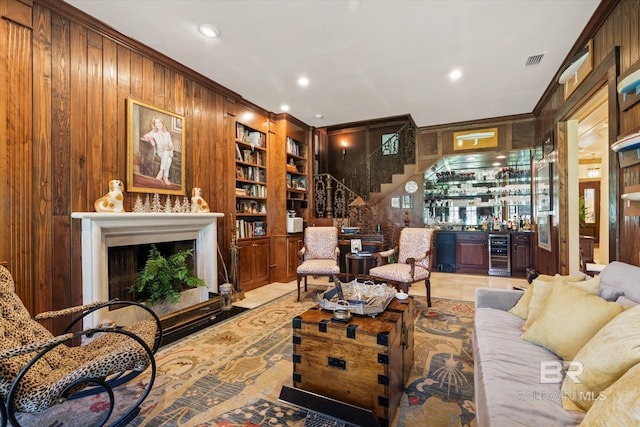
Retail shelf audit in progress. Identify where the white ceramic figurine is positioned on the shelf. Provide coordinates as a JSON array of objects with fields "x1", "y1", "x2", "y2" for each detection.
[
  {"x1": 191, "y1": 187, "x2": 210, "y2": 213},
  {"x1": 94, "y1": 180, "x2": 124, "y2": 213}
]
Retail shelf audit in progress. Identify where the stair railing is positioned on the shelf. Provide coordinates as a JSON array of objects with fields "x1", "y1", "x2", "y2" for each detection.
[{"x1": 313, "y1": 174, "x2": 360, "y2": 219}]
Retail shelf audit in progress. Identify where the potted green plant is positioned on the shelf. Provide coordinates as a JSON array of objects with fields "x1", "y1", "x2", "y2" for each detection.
[
  {"x1": 579, "y1": 196, "x2": 587, "y2": 228},
  {"x1": 130, "y1": 244, "x2": 206, "y2": 306}
]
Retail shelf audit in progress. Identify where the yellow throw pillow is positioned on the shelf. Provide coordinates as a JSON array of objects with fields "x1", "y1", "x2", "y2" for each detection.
[
  {"x1": 522, "y1": 275, "x2": 600, "y2": 331},
  {"x1": 521, "y1": 283, "x2": 622, "y2": 361},
  {"x1": 508, "y1": 285, "x2": 533, "y2": 319},
  {"x1": 573, "y1": 275, "x2": 600, "y2": 295},
  {"x1": 579, "y1": 363, "x2": 640, "y2": 426},
  {"x1": 522, "y1": 278, "x2": 555, "y2": 330},
  {"x1": 562, "y1": 304, "x2": 640, "y2": 412}
]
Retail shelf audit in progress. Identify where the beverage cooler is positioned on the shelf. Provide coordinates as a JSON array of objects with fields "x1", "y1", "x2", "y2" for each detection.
[{"x1": 488, "y1": 234, "x2": 511, "y2": 276}]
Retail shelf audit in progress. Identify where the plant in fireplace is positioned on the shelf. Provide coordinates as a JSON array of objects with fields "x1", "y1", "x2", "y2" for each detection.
[{"x1": 130, "y1": 244, "x2": 206, "y2": 306}]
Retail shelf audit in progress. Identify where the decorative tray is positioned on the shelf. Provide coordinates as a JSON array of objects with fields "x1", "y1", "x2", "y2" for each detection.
[{"x1": 316, "y1": 280, "x2": 397, "y2": 317}]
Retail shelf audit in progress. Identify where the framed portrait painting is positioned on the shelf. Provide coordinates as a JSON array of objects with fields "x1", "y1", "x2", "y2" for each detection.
[{"x1": 127, "y1": 98, "x2": 186, "y2": 195}]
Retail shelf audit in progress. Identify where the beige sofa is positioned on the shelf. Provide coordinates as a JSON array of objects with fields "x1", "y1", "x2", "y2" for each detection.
[{"x1": 473, "y1": 261, "x2": 640, "y2": 426}]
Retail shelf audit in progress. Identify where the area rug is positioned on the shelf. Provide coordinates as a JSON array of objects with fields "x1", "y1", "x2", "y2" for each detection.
[{"x1": 17, "y1": 290, "x2": 475, "y2": 427}]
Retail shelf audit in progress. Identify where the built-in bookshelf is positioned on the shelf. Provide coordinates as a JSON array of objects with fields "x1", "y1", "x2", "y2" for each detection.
[
  {"x1": 286, "y1": 136, "x2": 308, "y2": 212},
  {"x1": 235, "y1": 123, "x2": 267, "y2": 239}
]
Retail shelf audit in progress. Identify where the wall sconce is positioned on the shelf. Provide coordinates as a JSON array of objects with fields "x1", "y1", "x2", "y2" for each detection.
[{"x1": 341, "y1": 140, "x2": 347, "y2": 160}]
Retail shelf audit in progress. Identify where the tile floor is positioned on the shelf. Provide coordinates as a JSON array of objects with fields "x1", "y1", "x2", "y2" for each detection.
[{"x1": 233, "y1": 272, "x2": 529, "y2": 309}]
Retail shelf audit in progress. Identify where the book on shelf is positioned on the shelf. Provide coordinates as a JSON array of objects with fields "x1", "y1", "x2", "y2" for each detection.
[{"x1": 235, "y1": 219, "x2": 267, "y2": 239}]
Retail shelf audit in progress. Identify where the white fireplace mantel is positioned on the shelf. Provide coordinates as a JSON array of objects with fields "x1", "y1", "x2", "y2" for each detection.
[{"x1": 71, "y1": 212, "x2": 224, "y2": 327}]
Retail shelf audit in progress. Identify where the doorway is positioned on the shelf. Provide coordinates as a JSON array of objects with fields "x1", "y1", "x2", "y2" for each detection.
[{"x1": 568, "y1": 86, "x2": 609, "y2": 267}]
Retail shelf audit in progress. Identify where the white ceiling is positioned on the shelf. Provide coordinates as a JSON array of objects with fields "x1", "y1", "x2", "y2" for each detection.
[{"x1": 65, "y1": 0, "x2": 601, "y2": 128}]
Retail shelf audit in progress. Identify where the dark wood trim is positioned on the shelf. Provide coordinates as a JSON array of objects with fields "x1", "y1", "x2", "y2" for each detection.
[
  {"x1": 325, "y1": 114, "x2": 414, "y2": 132},
  {"x1": 418, "y1": 113, "x2": 534, "y2": 133}
]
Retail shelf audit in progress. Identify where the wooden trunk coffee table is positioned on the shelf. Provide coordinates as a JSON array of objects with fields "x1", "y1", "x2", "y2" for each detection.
[{"x1": 291, "y1": 297, "x2": 414, "y2": 427}]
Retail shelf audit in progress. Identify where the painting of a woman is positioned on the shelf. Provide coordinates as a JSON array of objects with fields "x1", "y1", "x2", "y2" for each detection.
[
  {"x1": 142, "y1": 116, "x2": 174, "y2": 186},
  {"x1": 127, "y1": 99, "x2": 185, "y2": 196}
]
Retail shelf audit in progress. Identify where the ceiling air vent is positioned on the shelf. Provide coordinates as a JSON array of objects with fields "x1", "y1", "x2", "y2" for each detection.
[{"x1": 525, "y1": 52, "x2": 546, "y2": 67}]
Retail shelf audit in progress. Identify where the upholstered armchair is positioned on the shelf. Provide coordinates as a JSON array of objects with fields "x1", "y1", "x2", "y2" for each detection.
[
  {"x1": 369, "y1": 227, "x2": 435, "y2": 306},
  {"x1": 0, "y1": 265, "x2": 162, "y2": 426},
  {"x1": 296, "y1": 226, "x2": 340, "y2": 301}
]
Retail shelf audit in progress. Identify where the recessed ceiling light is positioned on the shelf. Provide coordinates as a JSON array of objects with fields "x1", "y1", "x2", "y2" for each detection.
[
  {"x1": 496, "y1": 155, "x2": 506, "y2": 159},
  {"x1": 280, "y1": 104, "x2": 290, "y2": 112},
  {"x1": 448, "y1": 69, "x2": 462, "y2": 81},
  {"x1": 315, "y1": 114, "x2": 324, "y2": 119},
  {"x1": 297, "y1": 76, "x2": 309, "y2": 87},
  {"x1": 492, "y1": 162, "x2": 501, "y2": 166},
  {"x1": 198, "y1": 24, "x2": 221, "y2": 38}
]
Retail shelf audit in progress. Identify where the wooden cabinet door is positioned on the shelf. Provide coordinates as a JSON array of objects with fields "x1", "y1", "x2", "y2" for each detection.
[
  {"x1": 237, "y1": 238, "x2": 270, "y2": 291},
  {"x1": 253, "y1": 238, "x2": 270, "y2": 285},
  {"x1": 455, "y1": 233, "x2": 488, "y2": 273},
  {"x1": 511, "y1": 234, "x2": 532, "y2": 276},
  {"x1": 287, "y1": 235, "x2": 303, "y2": 279},
  {"x1": 237, "y1": 241, "x2": 256, "y2": 289}
]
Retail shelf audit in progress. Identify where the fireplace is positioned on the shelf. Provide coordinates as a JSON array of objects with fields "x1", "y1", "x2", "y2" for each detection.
[{"x1": 71, "y1": 212, "x2": 224, "y2": 327}]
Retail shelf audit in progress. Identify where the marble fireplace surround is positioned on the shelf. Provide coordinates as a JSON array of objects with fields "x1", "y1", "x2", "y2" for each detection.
[{"x1": 71, "y1": 212, "x2": 224, "y2": 327}]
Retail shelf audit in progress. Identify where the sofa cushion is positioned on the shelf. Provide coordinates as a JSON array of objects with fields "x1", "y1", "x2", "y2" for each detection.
[
  {"x1": 474, "y1": 308, "x2": 585, "y2": 426},
  {"x1": 579, "y1": 362, "x2": 640, "y2": 426},
  {"x1": 521, "y1": 284, "x2": 622, "y2": 361},
  {"x1": 561, "y1": 304, "x2": 640, "y2": 412},
  {"x1": 598, "y1": 284, "x2": 625, "y2": 302},
  {"x1": 616, "y1": 295, "x2": 637, "y2": 306}
]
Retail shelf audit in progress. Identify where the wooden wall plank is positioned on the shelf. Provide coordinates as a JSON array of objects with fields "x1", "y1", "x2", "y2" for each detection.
[
  {"x1": 117, "y1": 44, "x2": 131, "y2": 209},
  {"x1": 32, "y1": 3, "x2": 53, "y2": 321},
  {"x1": 87, "y1": 30, "x2": 103, "y2": 203},
  {"x1": 102, "y1": 38, "x2": 118, "y2": 187},
  {"x1": 69, "y1": 21, "x2": 88, "y2": 212}
]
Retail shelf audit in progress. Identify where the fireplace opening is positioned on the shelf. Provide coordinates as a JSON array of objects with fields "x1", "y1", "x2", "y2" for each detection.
[{"x1": 108, "y1": 240, "x2": 196, "y2": 303}]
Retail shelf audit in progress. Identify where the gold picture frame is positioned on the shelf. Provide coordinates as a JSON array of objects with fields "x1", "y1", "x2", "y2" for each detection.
[
  {"x1": 127, "y1": 98, "x2": 186, "y2": 195},
  {"x1": 453, "y1": 127, "x2": 498, "y2": 151}
]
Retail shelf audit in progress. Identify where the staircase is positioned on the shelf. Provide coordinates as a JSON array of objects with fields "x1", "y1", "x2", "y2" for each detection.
[{"x1": 313, "y1": 121, "x2": 418, "y2": 218}]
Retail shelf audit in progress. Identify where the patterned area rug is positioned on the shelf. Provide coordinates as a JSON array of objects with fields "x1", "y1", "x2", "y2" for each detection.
[{"x1": 17, "y1": 291, "x2": 475, "y2": 427}]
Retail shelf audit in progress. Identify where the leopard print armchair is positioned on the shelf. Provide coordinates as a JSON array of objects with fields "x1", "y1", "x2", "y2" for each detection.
[
  {"x1": 0, "y1": 265, "x2": 162, "y2": 426},
  {"x1": 296, "y1": 226, "x2": 340, "y2": 301},
  {"x1": 369, "y1": 227, "x2": 435, "y2": 306}
]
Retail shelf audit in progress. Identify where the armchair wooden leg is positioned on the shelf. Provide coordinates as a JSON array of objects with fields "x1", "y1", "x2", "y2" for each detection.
[
  {"x1": 297, "y1": 275, "x2": 302, "y2": 301},
  {"x1": 304, "y1": 276, "x2": 308, "y2": 292},
  {"x1": 425, "y1": 277, "x2": 432, "y2": 307}
]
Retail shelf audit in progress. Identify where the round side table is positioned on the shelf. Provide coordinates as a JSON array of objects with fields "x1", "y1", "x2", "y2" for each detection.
[{"x1": 345, "y1": 252, "x2": 374, "y2": 281}]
